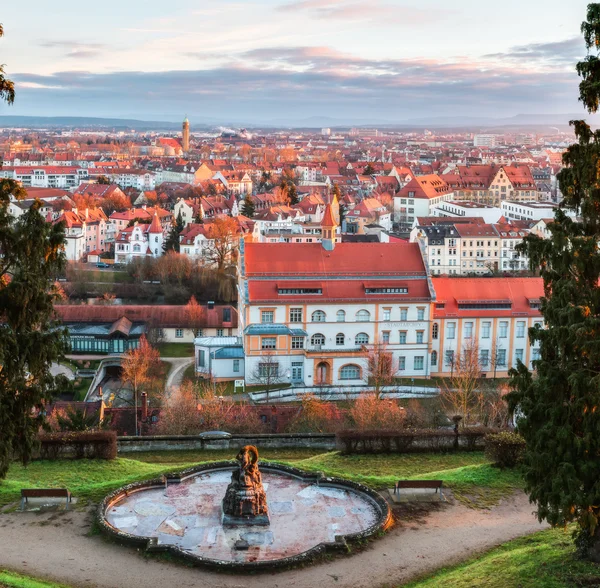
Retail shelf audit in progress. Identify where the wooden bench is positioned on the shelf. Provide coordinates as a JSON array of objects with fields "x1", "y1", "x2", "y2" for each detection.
[
  {"x1": 20, "y1": 488, "x2": 72, "y2": 511},
  {"x1": 394, "y1": 480, "x2": 444, "y2": 499}
]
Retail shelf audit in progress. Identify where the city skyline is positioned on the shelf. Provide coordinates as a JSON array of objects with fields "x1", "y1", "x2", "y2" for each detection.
[{"x1": 0, "y1": 0, "x2": 591, "y2": 124}]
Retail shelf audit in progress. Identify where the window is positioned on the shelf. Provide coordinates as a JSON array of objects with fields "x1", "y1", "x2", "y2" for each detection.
[
  {"x1": 366, "y1": 287, "x2": 408, "y2": 294},
  {"x1": 233, "y1": 359, "x2": 240, "y2": 373},
  {"x1": 400, "y1": 308, "x2": 408, "y2": 321},
  {"x1": 416, "y1": 331, "x2": 424, "y2": 344},
  {"x1": 417, "y1": 307, "x2": 425, "y2": 321},
  {"x1": 482, "y1": 321, "x2": 491, "y2": 339},
  {"x1": 431, "y1": 350, "x2": 438, "y2": 366},
  {"x1": 261, "y1": 337, "x2": 276, "y2": 350},
  {"x1": 336, "y1": 310, "x2": 346, "y2": 322},
  {"x1": 464, "y1": 322, "x2": 473, "y2": 339},
  {"x1": 356, "y1": 310, "x2": 371, "y2": 322},
  {"x1": 261, "y1": 310, "x2": 274, "y2": 323},
  {"x1": 499, "y1": 321, "x2": 508, "y2": 338},
  {"x1": 414, "y1": 356, "x2": 424, "y2": 371},
  {"x1": 516, "y1": 321, "x2": 526, "y2": 338},
  {"x1": 258, "y1": 362, "x2": 279, "y2": 378},
  {"x1": 383, "y1": 308, "x2": 391, "y2": 321},
  {"x1": 432, "y1": 323, "x2": 439, "y2": 339},
  {"x1": 382, "y1": 331, "x2": 390, "y2": 344},
  {"x1": 223, "y1": 308, "x2": 231, "y2": 322},
  {"x1": 175, "y1": 328, "x2": 184, "y2": 338},
  {"x1": 398, "y1": 356, "x2": 406, "y2": 370},
  {"x1": 447, "y1": 323, "x2": 456, "y2": 339},
  {"x1": 355, "y1": 333, "x2": 369, "y2": 345},
  {"x1": 445, "y1": 350, "x2": 455, "y2": 366},
  {"x1": 532, "y1": 348, "x2": 540, "y2": 361},
  {"x1": 279, "y1": 288, "x2": 322, "y2": 295},
  {"x1": 340, "y1": 364, "x2": 361, "y2": 380},
  {"x1": 312, "y1": 310, "x2": 326, "y2": 322},
  {"x1": 515, "y1": 349, "x2": 524, "y2": 365},
  {"x1": 336, "y1": 333, "x2": 345, "y2": 346},
  {"x1": 311, "y1": 333, "x2": 325, "y2": 346},
  {"x1": 479, "y1": 348, "x2": 489, "y2": 367},
  {"x1": 399, "y1": 331, "x2": 407, "y2": 344},
  {"x1": 290, "y1": 308, "x2": 303, "y2": 323},
  {"x1": 497, "y1": 349, "x2": 507, "y2": 366},
  {"x1": 291, "y1": 336, "x2": 304, "y2": 349},
  {"x1": 198, "y1": 350, "x2": 205, "y2": 368}
]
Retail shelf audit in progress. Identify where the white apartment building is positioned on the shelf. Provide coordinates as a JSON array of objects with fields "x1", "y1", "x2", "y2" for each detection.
[
  {"x1": 501, "y1": 201, "x2": 559, "y2": 222},
  {"x1": 473, "y1": 134, "x2": 498, "y2": 148},
  {"x1": 431, "y1": 201, "x2": 503, "y2": 224},
  {"x1": 238, "y1": 211, "x2": 435, "y2": 387},
  {"x1": 107, "y1": 169, "x2": 156, "y2": 191},
  {"x1": 430, "y1": 277, "x2": 543, "y2": 378},
  {"x1": 395, "y1": 174, "x2": 454, "y2": 225},
  {"x1": 0, "y1": 166, "x2": 89, "y2": 188}
]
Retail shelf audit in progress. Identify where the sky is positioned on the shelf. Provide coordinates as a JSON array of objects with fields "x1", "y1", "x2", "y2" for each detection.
[{"x1": 0, "y1": 0, "x2": 592, "y2": 125}]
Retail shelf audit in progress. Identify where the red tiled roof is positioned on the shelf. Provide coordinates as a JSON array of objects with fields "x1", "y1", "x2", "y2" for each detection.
[{"x1": 432, "y1": 277, "x2": 544, "y2": 318}]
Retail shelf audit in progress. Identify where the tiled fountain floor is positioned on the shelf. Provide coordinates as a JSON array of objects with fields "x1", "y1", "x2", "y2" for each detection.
[{"x1": 105, "y1": 469, "x2": 378, "y2": 563}]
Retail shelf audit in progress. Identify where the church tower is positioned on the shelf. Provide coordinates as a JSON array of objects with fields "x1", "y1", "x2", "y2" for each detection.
[
  {"x1": 182, "y1": 115, "x2": 190, "y2": 152},
  {"x1": 320, "y1": 203, "x2": 338, "y2": 251}
]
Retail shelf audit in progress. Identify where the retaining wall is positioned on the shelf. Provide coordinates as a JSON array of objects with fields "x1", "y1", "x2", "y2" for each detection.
[{"x1": 117, "y1": 433, "x2": 337, "y2": 453}]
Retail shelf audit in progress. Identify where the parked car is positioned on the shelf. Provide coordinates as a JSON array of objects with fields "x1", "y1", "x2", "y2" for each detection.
[{"x1": 96, "y1": 262, "x2": 110, "y2": 268}]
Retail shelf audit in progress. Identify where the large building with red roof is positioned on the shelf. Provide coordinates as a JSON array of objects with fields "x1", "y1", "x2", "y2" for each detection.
[{"x1": 237, "y1": 212, "x2": 435, "y2": 386}]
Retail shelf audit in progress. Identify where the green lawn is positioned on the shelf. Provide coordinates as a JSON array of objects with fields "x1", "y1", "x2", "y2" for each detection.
[
  {"x1": 157, "y1": 343, "x2": 195, "y2": 358},
  {"x1": 0, "y1": 451, "x2": 522, "y2": 510},
  {"x1": 405, "y1": 528, "x2": 600, "y2": 588},
  {"x1": 0, "y1": 570, "x2": 71, "y2": 588}
]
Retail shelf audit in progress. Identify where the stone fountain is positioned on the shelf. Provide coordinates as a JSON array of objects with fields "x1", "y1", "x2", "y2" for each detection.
[
  {"x1": 99, "y1": 445, "x2": 391, "y2": 570},
  {"x1": 222, "y1": 445, "x2": 270, "y2": 527}
]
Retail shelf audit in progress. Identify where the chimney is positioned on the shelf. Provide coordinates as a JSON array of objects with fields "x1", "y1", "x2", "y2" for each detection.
[
  {"x1": 141, "y1": 392, "x2": 148, "y2": 420},
  {"x1": 98, "y1": 386, "x2": 105, "y2": 424}
]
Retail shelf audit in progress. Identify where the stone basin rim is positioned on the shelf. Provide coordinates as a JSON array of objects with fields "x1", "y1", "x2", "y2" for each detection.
[{"x1": 97, "y1": 460, "x2": 392, "y2": 572}]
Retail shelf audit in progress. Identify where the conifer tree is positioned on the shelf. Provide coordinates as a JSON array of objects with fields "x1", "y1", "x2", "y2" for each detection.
[
  {"x1": 242, "y1": 193, "x2": 255, "y2": 218},
  {"x1": 163, "y1": 211, "x2": 184, "y2": 253},
  {"x1": 509, "y1": 3, "x2": 600, "y2": 560}
]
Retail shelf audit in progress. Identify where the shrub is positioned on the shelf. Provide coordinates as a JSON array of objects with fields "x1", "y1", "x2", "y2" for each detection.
[
  {"x1": 39, "y1": 431, "x2": 117, "y2": 460},
  {"x1": 485, "y1": 431, "x2": 526, "y2": 468}
]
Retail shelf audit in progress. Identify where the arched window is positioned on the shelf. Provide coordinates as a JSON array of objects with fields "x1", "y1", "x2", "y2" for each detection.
[
  {"x1": 311, "y1": 333, "x2": 325, "y2": 346},
  {"x1": 356, "y1": 309, "x2": 370, "y2": 322},
  {"x1": 336, "y1": 310, "x2": 346, "y2": 322},
  {"x1": 431, "y1": 350, "x2": 438, "y2": 366},
  {"x1": 336, "y1": 333, "x2": 345, "y2": 346},
  {"x1": 340, "y1": 364, "x2": 361, "y2": 380},
  {"x1": 355, "y1": 333, "x2": 369, "y2": 345},
  {"x1": 133, "y1": 244, "x2": 141, "y2": 252},
  {"x1": 312, "y1": 310, "x2": 326, "y2": 322},
  {"x1": 432, "y1": 323, "x2": 439, "y2": 340}
]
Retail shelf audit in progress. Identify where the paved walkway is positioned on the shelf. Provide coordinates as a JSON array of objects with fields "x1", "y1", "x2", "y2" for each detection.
[
  {"x1": 164, "y1": 357, "x2": 195, "y2": 391},
  {"x1": 50, "y1": 363, "x2": 75, "y2": 381},
  {"x1": 0, "y1": 491, "x2": 548, "y2": 588}
]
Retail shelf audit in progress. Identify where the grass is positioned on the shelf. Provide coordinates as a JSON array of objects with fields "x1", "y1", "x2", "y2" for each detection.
[
  {"x1": 405, "y1": 527, "x2": 600, "y2": 588},
  {"x1": 70, "y1": 270, "x2": 133, "y2": 284},
  {"x1": 0, "y1": 451, "x2": 522, "y2": 510},
  {"x1": 0, "y1": 570, "x2": 71, "y2": 588},
  {"x1": 157, "y1": 343, "x2": 195, "y2": 358}
]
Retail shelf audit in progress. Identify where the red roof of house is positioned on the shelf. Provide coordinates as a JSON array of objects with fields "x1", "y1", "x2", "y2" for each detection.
[
  {"x1": 432, "y1": 277, "x2": 544, "y2": 318},
  {"x1": 244, "y1": 242, "x2": 426, "y2": 277}
]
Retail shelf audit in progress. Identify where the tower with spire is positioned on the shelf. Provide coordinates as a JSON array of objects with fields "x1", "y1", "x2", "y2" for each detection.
[
  {"x1": 320, "y1": 203, "x2": 338, "y2": 251},
  {"x1": 182, "y1": 115, "x2": 190, "y2": 152}
]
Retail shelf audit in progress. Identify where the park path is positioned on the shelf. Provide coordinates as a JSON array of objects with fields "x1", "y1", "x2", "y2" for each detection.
[
  {"x1": 0, "y1": 491, "x2": 548, "y2": 588},
  {"x1": 163, "y1": 357, "x2": 195, "y2": 391}
]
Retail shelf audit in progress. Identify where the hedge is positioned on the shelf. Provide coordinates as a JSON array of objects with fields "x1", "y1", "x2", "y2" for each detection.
[
  {"x1": 39, "y1": 431, "x2": 117, "y2": 460},
  {"x1": 484, "y1": 431, "x2": 526, "y2": 468},
  {"x1": 336, "y1": 427, "x2": 502, "y2": 455}
]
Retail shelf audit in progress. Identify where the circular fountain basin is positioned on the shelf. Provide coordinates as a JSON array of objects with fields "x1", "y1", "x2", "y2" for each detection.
[{"x1": 98, "y1": 462, "x2": 391, "y2": 570}]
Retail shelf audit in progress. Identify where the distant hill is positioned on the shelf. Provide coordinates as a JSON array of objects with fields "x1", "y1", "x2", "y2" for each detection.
[{"x1": 0, "y1": 116, "x2": 212, "y2": 131}]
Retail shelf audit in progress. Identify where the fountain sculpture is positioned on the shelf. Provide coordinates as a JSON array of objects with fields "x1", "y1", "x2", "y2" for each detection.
[{"x1": 222, "y1": 445, "x2": 270, "y2": 526}]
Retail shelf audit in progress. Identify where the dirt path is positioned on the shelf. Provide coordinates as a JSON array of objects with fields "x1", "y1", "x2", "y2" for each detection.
[
  {"x1": 0, "y1": 492, "x2": 547, "y2": 588},
  {"x1": 163, "y1": 357, "x2": 195, "y2": 392}
]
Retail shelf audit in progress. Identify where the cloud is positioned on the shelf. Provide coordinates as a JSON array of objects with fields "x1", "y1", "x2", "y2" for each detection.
[
  {"x1": 484, "y1": 37, "x2": 586, "y2": 68},
  {"x1": 276, "y1": 0, "x2": 450, "y2": 25},
  {"x1": 11, "y1": 44, "x2": 580, "y2": 122},
  {"x1": 39, "y1": 41, "x2": 106, "y2": 59}
]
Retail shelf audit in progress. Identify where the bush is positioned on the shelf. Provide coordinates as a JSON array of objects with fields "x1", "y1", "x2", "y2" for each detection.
[
  {"x1": 485, "y1": 431, "x2": 526, "y2": 468},
  {"x1": 39, "y1": 431, "x2": 117, "y2": 460}
]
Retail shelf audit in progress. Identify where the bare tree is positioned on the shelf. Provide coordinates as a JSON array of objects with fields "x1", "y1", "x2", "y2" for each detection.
[
  {"x1": 365, "y1": 344, "x2": 395, "y2": 399},
  {"x1": 440, "y1": 337, "x2": 484, "y2": 426},
  {"x1": 120, "y1": 336, "x2": 162, "y2": 435},
  {"x1": 251, "y1": 353, "x2": 284, "y2": 403},
  {"x1": 203, "y1": 216, "x2": 239, "y2": 271}
]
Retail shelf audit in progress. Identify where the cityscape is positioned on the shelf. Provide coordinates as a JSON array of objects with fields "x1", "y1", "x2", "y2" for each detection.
[{"x1": 0, "y1": 2, "x2": 599, "y2": 588}]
